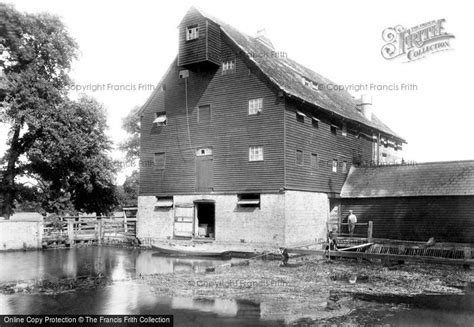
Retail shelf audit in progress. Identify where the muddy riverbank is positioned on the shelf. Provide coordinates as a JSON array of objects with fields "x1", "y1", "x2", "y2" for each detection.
[
  {"x1": 139, "y1": 257, "x2": 473, "y2": 323},
  {"x1": 1, "y1": 248, "x2": 473, "y2": 325}
]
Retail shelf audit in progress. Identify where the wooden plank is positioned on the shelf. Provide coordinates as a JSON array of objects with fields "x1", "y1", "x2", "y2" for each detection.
[
  {"x1": 338, "y1": 243, "x2": 373, "y2": 251},
  {"x1": 286, "y1": 248, "x2": 474, "y2": 265}
]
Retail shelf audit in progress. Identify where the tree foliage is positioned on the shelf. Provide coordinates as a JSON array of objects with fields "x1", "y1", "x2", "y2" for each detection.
[
  {"x1": 0, "y1": 4, "x2": 118, "y2": 217},
  {"x1": 118, "y1": 105, "x2": 140, "y2": 161},
  {"x1": 116, "y1": 105, "x2": 141, "y2": 207},
  {"x1": 117, "y1": 169, "x2": 139, "y2": 207}
]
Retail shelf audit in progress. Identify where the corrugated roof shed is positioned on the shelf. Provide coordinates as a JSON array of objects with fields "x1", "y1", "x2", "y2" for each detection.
[
  {"x1": 341, "y1": 160, "x2": 474, "y2": 198},
  {"x1": 140, "y1": 7, "x2": 404, "y2": 143}
]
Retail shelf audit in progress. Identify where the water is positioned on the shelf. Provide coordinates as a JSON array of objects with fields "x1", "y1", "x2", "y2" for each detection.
[
  {"x1": 0, "y1": 247, "x2": 472, "y2": 326},
  {"x1": 0, "y1": 247, "x2": 282, "y2": 326},
  {"x1": 355, "y1": 286, "x2": 474, "y2": 326},
  {"x1": 0, "y1": 247, "x2": 233, "y2": 282}
]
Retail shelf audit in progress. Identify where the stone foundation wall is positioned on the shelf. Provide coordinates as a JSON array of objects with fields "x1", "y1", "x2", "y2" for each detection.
[
  {"x1": 138, "y1": 191, "x2": 329, "y2": 247},
  {"x1": 284, "y1": 191, "x2": 329, "y2": 246},
  {"x1": 0, "y1": 220, "x2": 43, "y2": 250}
]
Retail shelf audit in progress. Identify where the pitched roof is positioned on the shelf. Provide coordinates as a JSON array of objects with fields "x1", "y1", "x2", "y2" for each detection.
[
  {"x1": 141, "y1": 7, "x2": 404, "y2": 142},
  {"x1": 194, "y1": 7, "x2": 404, "y2": 142},
  {"x1": 341, "y1": 160, "x2": 474, "y2": 198}
]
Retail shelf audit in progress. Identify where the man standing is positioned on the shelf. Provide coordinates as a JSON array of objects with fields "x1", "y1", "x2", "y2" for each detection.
[{"x1": 347, "y1": 210, "x2": 357, "y2": 236}]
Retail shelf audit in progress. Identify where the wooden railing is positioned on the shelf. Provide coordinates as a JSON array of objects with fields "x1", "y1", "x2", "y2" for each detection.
[
  {"x1": 327, "y1": 221, "x2": 373, "y2": 242},
  {"x1": 42, "y1": 216, "x2": 137, "y2": 247}
]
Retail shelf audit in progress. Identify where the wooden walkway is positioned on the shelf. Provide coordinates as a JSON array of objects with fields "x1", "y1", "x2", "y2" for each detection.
[{"x1": 285, "y1": 239, "x2": 473, "y2": 266}]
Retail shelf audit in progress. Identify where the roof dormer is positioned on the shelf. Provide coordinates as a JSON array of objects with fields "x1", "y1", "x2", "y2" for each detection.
[{"x1": 178, "y1": 7, "x2": 221, "y2": 68}]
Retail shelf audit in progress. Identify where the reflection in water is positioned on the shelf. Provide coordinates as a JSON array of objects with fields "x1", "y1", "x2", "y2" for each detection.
[
  {"x1": 0, "y1": 247, "x2": 233, "y2": 283},
  {"x1": 0, "y1": 283, "x2": 275, "y2": 326},
  {"x1": 357, "y1": 285, "x2": 474, "y2": 327},
  {"x1": 1, "y1": 248, "x2": 472, "y2": 326},
  {"x1": 171, "y1": 297, "x2": 239, "y2": 316},
  {"x1": 0, "y1": 247, "x2": 276, "y2": 326}
]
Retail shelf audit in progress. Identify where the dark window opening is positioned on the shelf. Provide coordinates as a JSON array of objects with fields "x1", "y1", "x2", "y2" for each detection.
[
  {"x1": 153, "y1": 112, "x2": 167, "y2": 126},
  {"x1": 155, "y1": 196, "x2": 173, "y2": 209},
  {"x1": 342, "y1": 161, "x2": 348, "y2": 173},
  {"x1": 154, "y1": 152, "x2": 165, "y2": 169},
  {"x1": 237, "y1": 193, "x2": 261, "y2": 208},
  {"x1": 296, "y1": 150, "x2": 303, "y2": 165},
  {"x1": 198, "y1": 105, "x2": 211, "y2": 123},
  {"x1": 296, "y1": 110, "x2": 306, "y2": 123},
  {"x1": 330, "y1": 125, "x2": 338, "y2": 135},
  {"x1": 311, "y1": 153, "x2": 318, "y2": 169}
]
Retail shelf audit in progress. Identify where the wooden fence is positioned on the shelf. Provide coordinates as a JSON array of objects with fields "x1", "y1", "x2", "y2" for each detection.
[
  {"x1": 327, "y1": 221, "x2": 373, "y2": 243},
  {"x1": 43, "y1": 215, "x2": 137, "y2": 247}
]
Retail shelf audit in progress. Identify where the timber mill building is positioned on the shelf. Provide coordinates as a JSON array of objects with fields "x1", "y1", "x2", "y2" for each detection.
[{"x1": 137, "y1": 7, "x2": 406, "y2": 246}]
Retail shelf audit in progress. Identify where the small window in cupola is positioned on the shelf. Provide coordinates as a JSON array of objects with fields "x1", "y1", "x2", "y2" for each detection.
[{"x1": 186, "y1": 25, "x2": 199, "y2": 41}]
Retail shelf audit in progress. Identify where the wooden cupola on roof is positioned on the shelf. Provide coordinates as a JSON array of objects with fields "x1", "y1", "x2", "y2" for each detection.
[{"x1": 177, "y1": 7, "x2": 221, "y2": 68}]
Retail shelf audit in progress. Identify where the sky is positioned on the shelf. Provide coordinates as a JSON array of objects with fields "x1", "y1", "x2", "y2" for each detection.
[{"x1": 2, "y1": 0, "x2": 473, "y2": 183}]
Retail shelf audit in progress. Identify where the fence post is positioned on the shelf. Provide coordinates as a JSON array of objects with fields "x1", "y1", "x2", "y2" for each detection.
[
  {"x1": 464, "y1": 247, "x2": 471, "y2": 261},
  {"x1": 37, "y1": 221, "x2": 43, "y2": 249},
  {"x1": 368, "y1": 221, "x2": 373, "y2": 242},
  {"x1": 67, "y1": 219, "x2": 74, "y2": 245},
  {"x1": 124, "y1": 214, "x2": 128, "y2": 234},
  {"x1": 97, "y1": 218, "x2": 103, "y2": 245}
]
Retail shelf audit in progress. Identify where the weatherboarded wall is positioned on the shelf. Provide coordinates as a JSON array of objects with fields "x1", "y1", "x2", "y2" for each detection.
[
  {"x1": 140, "y1": 40, "x2": 285, "y2": 196},
  {"x1": 0, "y1": 220, "x2": 43, "y2": 250},
  {"x1": 341, "y1": 196, "x2": 474, "y2": 243},
  {"x1": 284, "y1": 101, "x2": 374, "y2": 194}
]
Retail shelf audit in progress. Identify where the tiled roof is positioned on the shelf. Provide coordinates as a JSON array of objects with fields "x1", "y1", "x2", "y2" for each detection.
[
  {"x1": 341, "y1": 160, "x2": 474, "y2": 198},
  {"x1": 141, "y1": 7, "x2": 405, "y2": 142},
  {"x1": 195, "y1": 7, "x2": 404, "y2": 142}
]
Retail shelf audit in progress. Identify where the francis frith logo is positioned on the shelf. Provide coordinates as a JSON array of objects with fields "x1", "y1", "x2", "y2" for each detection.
[{"x1": 381, "y1": 19, "x2": 455, "y2": 62}]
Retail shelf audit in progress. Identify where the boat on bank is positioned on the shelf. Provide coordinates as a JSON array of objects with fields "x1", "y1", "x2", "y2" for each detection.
[{"x1": 151, "y1": 244, "x2": 232, "y2": 259}]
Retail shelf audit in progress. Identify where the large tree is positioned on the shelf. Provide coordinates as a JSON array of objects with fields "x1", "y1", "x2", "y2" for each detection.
[
  {"x1": 0, "y1": 4, "x2": 118, "y2": 217},
  {"x1": 116, "y1": 105, "x2": 141, "y2": 206},
  {"x1": 118, "y1": 105, "x2": 140, "y2": 162}
]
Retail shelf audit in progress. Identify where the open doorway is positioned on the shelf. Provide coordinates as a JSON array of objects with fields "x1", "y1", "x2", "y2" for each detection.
[{"x1": 194, "y1": 201, "x2": 215, "y2": 239}]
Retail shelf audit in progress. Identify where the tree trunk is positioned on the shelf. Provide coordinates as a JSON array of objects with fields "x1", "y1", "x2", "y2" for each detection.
[{"x1": 0, "y1": 124, "x2": 21, "y2": 219}]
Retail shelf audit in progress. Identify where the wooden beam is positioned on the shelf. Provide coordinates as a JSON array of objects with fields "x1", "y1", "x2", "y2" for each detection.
[
  {"x1": 338, "y1": 243, "x2": 373, "y2": 251},
  {"x1": 285, "y1": 248, "x2": 474, "y2": 266}
]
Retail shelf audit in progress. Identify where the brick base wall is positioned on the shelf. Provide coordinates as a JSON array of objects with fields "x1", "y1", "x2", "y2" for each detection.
[
  {"x1": 138, "y1": 191, "x2": 329, "y2": 247},
  {"x1": 284, "y1": 191, "x2": 328, "y2": 246},
  {"x1": 137, "y1": 196, "x2": 174, "y2": 240}
]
